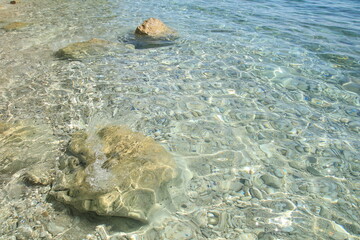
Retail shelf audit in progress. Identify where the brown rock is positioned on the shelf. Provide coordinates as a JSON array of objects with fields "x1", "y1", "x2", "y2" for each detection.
[
  {"x1": 135, "y1": 18, "x2": 176, "y2": 37},
  {"x1": 2, "y1": 22, "x2": 30, "y2": 31},
  {"x1": 55, "y1": 38, "x2": 113, "y2": 60},
  {"x1": 51, "y1": 126, "x2": 177, "y2": 223}
]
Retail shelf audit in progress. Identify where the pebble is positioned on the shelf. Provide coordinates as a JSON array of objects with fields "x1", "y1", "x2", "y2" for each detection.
[
  {"x1": 307, "y1": 167, "x2": 322, "y2": 177},
  {"x1": 307, "y1": 156, "x2": 317, "y2": 163},
  {"x1": 46, "y1": 222, "x2": 65, "y2": 235},
  {"x1": 249, "y1": 187, "x2": 263, "y2": 200},
  {"x1": 289, "y1": 161, "x2": 304, "y2": 170},
  {"x1": 274, "y1": 169, "x2": 285, "y2": 178},
  {"x1": 207, "y1": 212, "x2": 219, "y2": 225},
  {"x1": 229, "y1": 181, "x2": 243, "y2": 192},
  {"x1": 260, "y1": 174, "x2": 281, "y2": 189},
  {"x1": 237, "y1": 233, "x2": 257, "y2": 240}
]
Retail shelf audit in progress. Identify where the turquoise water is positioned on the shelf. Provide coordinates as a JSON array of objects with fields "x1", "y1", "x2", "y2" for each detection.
[{"x1": 0, "y1": 0, "x2": 360, "y2": 239}]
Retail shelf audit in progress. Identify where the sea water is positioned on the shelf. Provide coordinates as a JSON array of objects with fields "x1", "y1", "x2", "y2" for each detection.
[{"x1": 0, "y1": 0, "x2": 359, "y2": 239}]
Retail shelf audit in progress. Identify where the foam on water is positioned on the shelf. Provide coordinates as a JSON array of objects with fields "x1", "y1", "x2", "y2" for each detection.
[{"x1": 0, "y1": 0, "x2": 359, "y2": 239}]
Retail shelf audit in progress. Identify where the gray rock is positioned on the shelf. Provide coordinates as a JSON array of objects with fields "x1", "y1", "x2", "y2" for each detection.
[
  {"x1": 46, "y1": 222, "x2": 65, "y2": 235},
  {"x1": 306, "y1": 166, "x2": 322, "y2": 176},
  {"x1": 249, "y1": 187, "x2": 263, "y2": 199},
  {"x1": 307, "y1": 156, "x2": 317, "y2": 163},
  {"x1": 274, "y1": 169, "x2": 285, "y2": 178},
  {"x1": 260, "y1": 174, "x2": 282, "y2": 189},
  {"x1": 343, "y1": 82, "x2": 360, "y2": 95}
]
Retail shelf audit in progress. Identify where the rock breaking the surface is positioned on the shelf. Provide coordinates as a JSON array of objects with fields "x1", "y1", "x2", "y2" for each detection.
[{"x1": 135, "y1": 18, "x2": 177, "y2": 38}]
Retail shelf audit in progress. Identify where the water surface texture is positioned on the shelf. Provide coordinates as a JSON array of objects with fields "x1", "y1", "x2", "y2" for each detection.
[{"x1": 0, "y1": 0, "x2": 360, "y2": 239}]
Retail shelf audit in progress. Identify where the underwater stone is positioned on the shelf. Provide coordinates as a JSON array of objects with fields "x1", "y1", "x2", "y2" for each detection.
[
  {"x1": 249, "y1": 187, "x2": 263, "y2": 200},
  {"x1": 55, "y1": 38, "x2": 114, "y2": 60},
  {"x1": 348, "y1": 121, "x2": 360, "y2": 133},
  {"x1": 51, "y1": 125, "x2": 176, "y2": 223},
  {"x1": 273, "y1": 169, "x2": 285, "y2": 178},
  {"x1": 0, "y1": 121, "x2": 57, "y2": 184},
  {"x1": 343, "y1": 82, "x2": 360, "y2": 95},
  {"x1": 306, "y1": 166, "x2": 322, "y2": 176},
  {"x1": 260, "y1": 174, "x2": 281, "y2": 189},
  {"x1": 2, "y1": 22, "x2": 30, "y2": 31}
]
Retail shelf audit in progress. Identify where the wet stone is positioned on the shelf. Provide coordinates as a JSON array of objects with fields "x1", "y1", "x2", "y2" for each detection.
[
  {"x1": 306, "y1": 166, "x2": 322, "y2": 177},
  {"x1": 55, "y1": 38, "x2": 118, "y2": 60},
  {"x1": 50, "y1": 125, "x2": 176, "y2": 223},
  {"x1": 0, "y1": 121, "x2": 57, "y2": 184},
  {"x1": 249, "y1": 187, "x2": 263, "y2": 199},
  {"x1": 307, "y1": 156, "x2": 317, "y2": 164},
  {"x1": 230, "y1": 181, "x2": 243, "y2": 192},
  {"x1": 288, "y1": 161, "x2": 304, "y2": 171},
  {"x1": 273, "y1": 169, "x2": 285, "y2": 178},
  {"x1": 2, "y1": 22, "x2": 30, "y2": 31},
  {"x1": 260, "y1": 174, "x2": 282, "y2": 189}
]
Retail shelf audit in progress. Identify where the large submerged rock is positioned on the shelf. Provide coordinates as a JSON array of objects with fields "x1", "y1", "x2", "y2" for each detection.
[
  {"x1": 135, "y1": 18, "x2": 176, "y2": 38},
  {"x1": 51, "y1": 126, "x2": 176, "y2": 223}
]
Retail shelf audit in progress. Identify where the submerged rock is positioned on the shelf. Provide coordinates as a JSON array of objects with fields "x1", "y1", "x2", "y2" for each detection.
[
  {"x1": 343, "y1": 82, "x2": 360, "y2": 95},
  {"x1": 2, "y1": 22, "x2": 30, "y2": 31},
  {"x1": 135, "y1": 18, "x2": 176, "y2": 38},
  {"x1": 55, "y1": 38, "x2": 115, "y2": 60},
  {"x1": 51, "y1": 126, "x2": 176, "y2": 223},
  {"x1": 0, "y1": 121, "x2": 58, "y2": 184}
]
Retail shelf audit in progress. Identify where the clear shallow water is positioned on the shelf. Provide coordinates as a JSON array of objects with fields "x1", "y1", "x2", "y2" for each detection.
[{"x1": 0, "y1": 0, "x2": 360, "y2": 239}]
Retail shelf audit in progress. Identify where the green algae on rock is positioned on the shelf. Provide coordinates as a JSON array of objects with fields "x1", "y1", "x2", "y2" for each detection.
[
  {"x1": 2, "y1": 22, "x2": 30, "y2": 31},
  {"x1": 51, "y1": 126, "x2": 176, "y2": 223},
  {"x1": 55, "y1": 38, "x2": 115, "y2": 60}
]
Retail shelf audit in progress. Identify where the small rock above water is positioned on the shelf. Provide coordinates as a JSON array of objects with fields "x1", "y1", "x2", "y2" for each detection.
[
  {"x1": 55, "y1": 38, "x2": 117, "y2": 60},
  {"x1": 51, "y1": 126, "x2": 176, "y2": 223},
  {"x1": 135, "y1": 18, "x2": 176, "y2": 38},
  {"x1": 119, "y1": 18, "x2": 178, "y2": 49}
]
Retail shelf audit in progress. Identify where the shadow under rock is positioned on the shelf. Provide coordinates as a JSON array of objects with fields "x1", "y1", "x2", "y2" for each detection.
[
  {"x1": 46, "y1": 195, "x2": 145, "y2": 234},
  {"x1": 118, "y1": 32, "x2": 178, "y2": 49}
]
